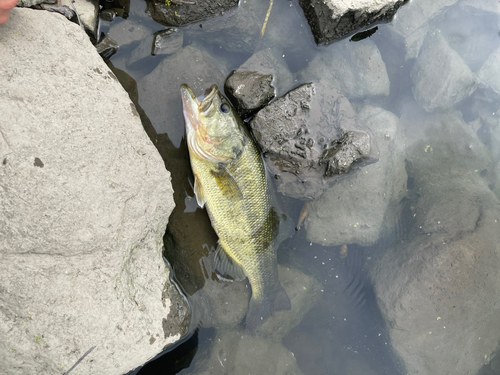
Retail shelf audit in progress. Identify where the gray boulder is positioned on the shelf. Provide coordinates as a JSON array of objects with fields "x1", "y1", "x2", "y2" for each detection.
[
  {"x1": 370, "y1": 102, "x2": 498, "y2": 375},
  {"x1": 411, "y1": 31, "x2": 478, "y2": 112},
  {"x1": 297, "y1": 39, "x2": 390, "y2": 100},
  {"x1": 297, "y1": 0, "x2": 409, "y2": 44},
  {"x1": 371, "y1": 175, "x2": 500, "y2": 375},
  {"x1": 304, "y1": 106, "x2": 407, "y2": 246},
  {"x1": 0, "y1": 8, "x2": 186, "y2": 375},
  {"x1": 137, "y1": 45, "x2": 228, "y2": 147},
  {"x1": 250, "y1": 80, "x2": 378, "y2": 200}
]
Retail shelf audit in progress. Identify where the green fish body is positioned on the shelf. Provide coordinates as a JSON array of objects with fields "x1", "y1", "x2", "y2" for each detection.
[{"x1": 180, "y1": 84, "x2": 291, "y2": 330}]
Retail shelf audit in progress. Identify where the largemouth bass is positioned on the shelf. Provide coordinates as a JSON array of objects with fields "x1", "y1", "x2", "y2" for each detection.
[{"x1": 180, "y1": 83, "x2": 291, "y2": 331}]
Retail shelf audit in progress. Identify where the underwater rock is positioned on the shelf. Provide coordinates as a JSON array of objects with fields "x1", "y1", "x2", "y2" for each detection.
[
  {"x1": 387, "y1": 0, "x2": 459, "y2": 60},
  {"x1": 145, "y1": 0, "x2": 238, "y2": 28},
  {"x1": 0, "y1": 8, "x2": 186, "y2": 375},
  {"x1": 186, "y1": 329, "x2": 302, "y2": 375},
  {"x1": 298, "y1": 0, "x2": 408, "y2": 44},
  {"x1": 250, "y1": 80, "x2": 377, "y2": 200},
  {"x1": 297, "y1": 39, "x2": 390, "y2": 100},
  {"x1": 137, "y1": 44, "x2": 227, "y2": 147},
  {"x1": 224, "y1": 70, "x2": 274, "y2": 120},
  {"x1": 411, "y1": 31, "x2": 478, "y2": 112},
  {"x1": 238, "y1": 47, "x2": 294, "y2": 97},
  {"x1": 304, "y1": 106, "x2": 407, "y2": 247},
  {"x1": 371, "y1": 176, "x2": 500, "y2": 375},
  {"x1": 106, "y1": 18, "x2": 153, "y2": 47},
  {"x1": 478, "y1": 46, "x2": 500, "y2": 95}
]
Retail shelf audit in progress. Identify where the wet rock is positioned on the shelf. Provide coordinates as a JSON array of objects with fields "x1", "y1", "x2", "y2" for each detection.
[
  {"x1": 0, "y1": 8, "x2": 186, "y2": 375},
  {"x1": 249, "y1": 80, "x2": 377, "y2": 200},
  {"x1": 371, "y1": 175, "x2": 500, "y2": 375},
  {"x1": 153, "y1": 28, "x2": 183, "y2": 56},
  {"x1": 99, "y1": 0, "x2": 130, "y2": 20},
  {"x1": 224, "y1": 71, "x2": 274, "y2": 120},
  {"x1": 478, "y1": 46, "x2": 500, "y2": 95},
  {"x1": 411, "y1": 31, "x2": 478, "y2": 112},
  {"x1": 298, "y1": 0, "x2": 408, "y2": 44},
  {"x1": 145, "y1": 0, "x2": 238, "y2": 27},
  {"x1": 297, "y1": 39, "x2": 390, "y2": 100},
  {"x1": 95, "y1": 34, "x2": 119, "y2": 59},
  {"x1": 304, "y1": 106, "x2": 407, "y2": 247},
  {"x1": 186, "y1": 329, "x2": 302, "y2": 375},
  {"x1": 238, "y1": 48, "x2": 294, "y2": 97},
  {"x1": 137, "y1": 45, "x2": 227, "y2": 147},
  {"x1": 62, "y1": 0, "x2": 99, "y2": 41}
]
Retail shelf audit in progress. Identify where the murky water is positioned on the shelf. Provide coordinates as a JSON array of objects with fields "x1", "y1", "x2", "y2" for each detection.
[{"x1": 102, "y1": 1, "x2": 500, "y2": 374}]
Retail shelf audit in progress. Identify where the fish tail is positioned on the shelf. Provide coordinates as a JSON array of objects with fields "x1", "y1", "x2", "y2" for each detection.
[{"x1": 245, "y1": 284, "x2": 291, "y2": 331}]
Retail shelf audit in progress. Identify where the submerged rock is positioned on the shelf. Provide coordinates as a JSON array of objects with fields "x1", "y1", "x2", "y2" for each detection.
[
  {"x1": 297, "y1": 39, "x2": 390, "y2": 100},
  {"x1": 478, "y1": 46, "x2": 500, "y2": 95},
  {"x1": 95, "y1": 34, "x2": 119, "y2": 59},
  {"x1": 411, "y1": 31, "x2": 478, "y2": 112},
  {"x1": 186, "y1": 329, "x2": 302, "y2": 375},
  {"x1": 153, "y1": 28, "x2": 184, "y2": 56},
  {"x1": 250, "y1": 80, "x2": 378, "y2": 200},
  {"x1": 298, "y1": 0, "x2": 408, "y2": 44},
  {"x1": 0, "y1": 8, "x2": 186, "y2": 375},
  {"x1": 304, "y1": 106, "x2": 407, "y2": 247},
  {"x1": 224, "y1": 70, "x2": 274, "y2": 120}
]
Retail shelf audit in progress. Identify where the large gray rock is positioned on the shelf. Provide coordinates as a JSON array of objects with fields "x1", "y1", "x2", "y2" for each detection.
[
  {"x1": 411, "y1": 31, "x2": 478, "y2": 112},
  {"x1": 371, "y1": 175, "x2": 500, "y2": 375},
  {"x1": 137, "y1": 45, "x2": 227, "y2": 147},
  {"x1": 298, "y1": 0, "x2": 408, "y2": 44},
  {"x1": 369, "y1": 102, "x2": 498, "y2": 375},
  {"x1": 0, "y1": 8, "x2": 186, "y2": 375},
  {"x1": 250, "y1": 80, "x2": 378, "y2": 200},
  {"x1": 304, "y1": 106, "x2": 407, "y2": 246},
  {"x1": 297, "y1": 39, "x2": 390, "y2": 100}
]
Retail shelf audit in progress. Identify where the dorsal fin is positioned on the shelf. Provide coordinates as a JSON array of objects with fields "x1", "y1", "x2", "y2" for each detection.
[{"x1": 213, "y1": 243, "x2": 246, "y2": 281}]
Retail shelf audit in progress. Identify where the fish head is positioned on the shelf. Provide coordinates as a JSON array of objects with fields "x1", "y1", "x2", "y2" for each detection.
[{"x1": 181, "y1": 84, "x2": 245, "y2": 163}]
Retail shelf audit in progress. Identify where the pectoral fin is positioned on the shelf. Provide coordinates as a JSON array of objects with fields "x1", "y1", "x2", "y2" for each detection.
[
  {"x1": 193, "y1": 175, "x2": 206, "y2": 208},
  {"x1": 213, "y1": 243, "x2": 246, "y2": 281},
  {"x1": 211, "y1": 164, "x2": 244, "y2": 201}
]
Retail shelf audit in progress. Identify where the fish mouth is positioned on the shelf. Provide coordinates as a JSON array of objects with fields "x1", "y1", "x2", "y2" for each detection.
[{"x1": 180, "y1": 84, "x2": 218, "y2": 131}]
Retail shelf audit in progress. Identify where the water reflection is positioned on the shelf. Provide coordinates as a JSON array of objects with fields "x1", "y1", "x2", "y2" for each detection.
[{"x1": 102, "y1": 0, "x2": 500, "y2": 374}]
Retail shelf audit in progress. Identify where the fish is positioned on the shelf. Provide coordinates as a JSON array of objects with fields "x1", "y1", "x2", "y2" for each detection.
[{"x1": 180, "y1": 83, "x2": 291, "y2": 331}]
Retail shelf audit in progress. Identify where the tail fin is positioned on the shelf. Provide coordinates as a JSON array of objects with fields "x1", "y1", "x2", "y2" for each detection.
[{"x1": 245, "y1": 285, "x2": 291, "y2": 331}]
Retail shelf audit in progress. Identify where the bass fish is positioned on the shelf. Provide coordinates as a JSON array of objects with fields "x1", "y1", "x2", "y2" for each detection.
[{"x1": 180, "y1": 83, "x2": 291, "y2": 331}]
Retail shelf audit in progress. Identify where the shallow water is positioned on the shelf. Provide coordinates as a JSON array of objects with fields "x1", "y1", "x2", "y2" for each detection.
[{"x1": 101, "y1": 1, "x2": 500, "y2": 374}]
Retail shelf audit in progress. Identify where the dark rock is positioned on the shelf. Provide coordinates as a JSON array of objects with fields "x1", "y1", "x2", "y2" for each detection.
[
  {"x1": 298, "y1": 0, "x2": 408, "y2": 45},
  {"x1": 410, "y1": 31, "x2": 478, "y2": 112},
  {"x1": 249, "y1": 80, "x2": 377, "y2": 200},
  {"x1": 153, "y1": 28, "x2": 183, "y2": 56},
  {"x1": 145, "y1": 0, "x2": 238, "y2": 27},
  {"x1": 224, "y1": 71, "x2": 274, "y2": 119},
  {"x1": 297, "y1": 39, "x2": 390, "y2": 100},
  {"x1": 95, "y1": 34, "x2": 119, "y2": 60}
]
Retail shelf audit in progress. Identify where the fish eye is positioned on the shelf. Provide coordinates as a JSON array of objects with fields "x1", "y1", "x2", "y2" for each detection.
[{"x1": 220, "y1": 103, "x2": 230, "y2": 113}]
